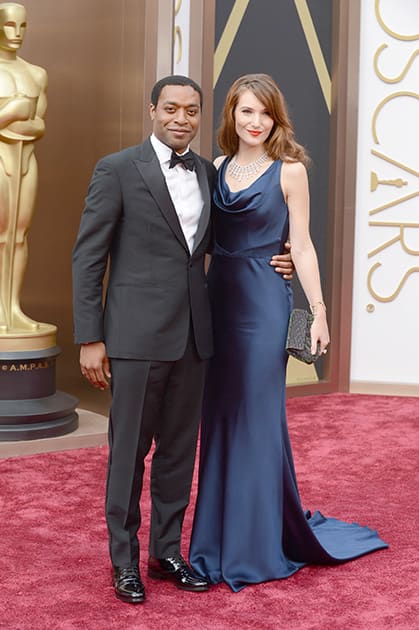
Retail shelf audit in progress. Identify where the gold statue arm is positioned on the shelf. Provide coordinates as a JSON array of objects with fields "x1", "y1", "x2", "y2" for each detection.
[
  {"x1": 0, "y1": 94, "x2": 36, "y2": 128},
  {"x1": 2, "y1": 67, "x2": 47, "y2": 141}
]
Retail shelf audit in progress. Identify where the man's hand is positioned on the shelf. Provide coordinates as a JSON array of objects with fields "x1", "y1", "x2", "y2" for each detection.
[
  {"x1": 270, "y1": 241, "x2": 294, "y2": 280},
  {"x1": 80, "y1": 341, "x2": 111, "y2": 390}
]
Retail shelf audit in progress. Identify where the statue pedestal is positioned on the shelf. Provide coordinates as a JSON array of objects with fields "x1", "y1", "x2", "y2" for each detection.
[{"x1": 0, "y1": 345, "x2": 78, "y2": 441}]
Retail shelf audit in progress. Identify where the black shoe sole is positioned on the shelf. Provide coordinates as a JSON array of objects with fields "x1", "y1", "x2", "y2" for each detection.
[
  {"x1": 147, "y1": 569, "x2": 209, "y2": 591},
  {"x1": 114, "y1": 589, "x2": 145, "y2": 604}
]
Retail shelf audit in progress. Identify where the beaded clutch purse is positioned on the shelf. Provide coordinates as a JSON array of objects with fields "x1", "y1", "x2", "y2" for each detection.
[{"x1": 285, "y1": 308, "x2": 321, "y2": 364}]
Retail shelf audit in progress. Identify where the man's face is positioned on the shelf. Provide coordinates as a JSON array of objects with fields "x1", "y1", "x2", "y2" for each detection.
[
  {"x1": 150, "y1": 84, "x2": 201, "y2": 153},
  {"x1": 0, "y1": 6, "x2": 26, "y2": 53}
]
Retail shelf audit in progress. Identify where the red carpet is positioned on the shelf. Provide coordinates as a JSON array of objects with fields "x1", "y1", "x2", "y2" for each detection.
[{"x1": 0, "y1": 393, "x2": 417, "y2": 629}]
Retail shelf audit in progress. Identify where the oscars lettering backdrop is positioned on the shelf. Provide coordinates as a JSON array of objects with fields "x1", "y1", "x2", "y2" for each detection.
[{"x1": 352, "y1": 0, "x2": 419, "y2": 388}]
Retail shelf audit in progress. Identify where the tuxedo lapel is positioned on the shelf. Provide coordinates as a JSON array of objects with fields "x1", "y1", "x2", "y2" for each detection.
[
  {"x1": 132, "y1": 140, "x2": 189, "y2": 252},
  {"x1": 192, "y1": 154, "x2": 211, "y2": 254}
]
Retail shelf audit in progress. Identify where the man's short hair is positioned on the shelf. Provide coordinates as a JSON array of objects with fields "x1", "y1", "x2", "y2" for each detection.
[{"x1": 151, "y1": 75, "x2": 203, "y2": 108}]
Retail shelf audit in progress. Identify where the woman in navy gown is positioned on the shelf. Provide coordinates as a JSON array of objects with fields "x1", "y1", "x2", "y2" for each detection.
[{"x1": 189, "y1": 74, "x2": 387, "y2": 592}]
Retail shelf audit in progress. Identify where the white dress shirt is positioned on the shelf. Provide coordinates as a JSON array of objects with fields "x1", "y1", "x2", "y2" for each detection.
[{"x1": 150, "y1": 134, "x2": 204, "y2": 253}]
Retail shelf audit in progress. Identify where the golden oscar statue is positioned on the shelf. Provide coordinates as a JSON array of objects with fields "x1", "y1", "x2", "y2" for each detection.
[
  {"x1": 0, "y1": 1, "x2": 56, "y2": 350},
  {"x1": 0, "y1": 4, "x2": 77, "y2": 442}
]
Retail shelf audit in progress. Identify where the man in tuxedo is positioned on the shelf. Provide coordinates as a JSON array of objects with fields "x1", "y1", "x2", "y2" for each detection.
[{"x1": 72, "y1": 75, "x2": 292, "y2": 604}]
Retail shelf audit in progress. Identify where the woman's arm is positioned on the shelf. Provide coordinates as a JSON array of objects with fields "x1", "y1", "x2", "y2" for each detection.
[{"x1": 281, "y1": 161, "x2": 329, "y2": 354}]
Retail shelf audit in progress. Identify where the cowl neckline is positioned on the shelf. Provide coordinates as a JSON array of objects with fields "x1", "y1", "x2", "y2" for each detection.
[{"x1": 214, "y1": 158, "x2": 280, "y2": 213}]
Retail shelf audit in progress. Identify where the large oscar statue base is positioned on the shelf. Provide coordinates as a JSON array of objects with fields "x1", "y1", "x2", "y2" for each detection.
[{"x1": 0, "y1": 334, "x2": 78, "y2": 441}]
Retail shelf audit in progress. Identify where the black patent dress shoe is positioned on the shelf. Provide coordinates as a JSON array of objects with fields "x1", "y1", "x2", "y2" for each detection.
[
  {"x1": 113, "y1": 565, "x2": 145, "y2": 604},
  {"x1": 148, "y1": 555, "x2": 209, "y2": 592}
]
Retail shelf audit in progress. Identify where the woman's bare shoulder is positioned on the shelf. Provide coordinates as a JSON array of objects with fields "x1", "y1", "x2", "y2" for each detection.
[
  {"x1": 281, "y1": 160, "x2": 309, "y2": 199},
  {"x1": 213, "y1": 155, "x2": 228, "y2": 170},
  {"x1": 281, "y1": 160, "x2": 306, "y2": 177}
]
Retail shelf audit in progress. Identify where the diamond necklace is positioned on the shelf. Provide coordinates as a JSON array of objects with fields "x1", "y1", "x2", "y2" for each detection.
[{"x1": 227, "y1": 152, "x2": 269, "y2": 182}]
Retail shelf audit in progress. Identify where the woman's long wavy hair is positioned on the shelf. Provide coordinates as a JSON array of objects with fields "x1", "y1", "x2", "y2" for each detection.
[{"x1": 217, "y1": 73, "x2": 309, "y2": 167}]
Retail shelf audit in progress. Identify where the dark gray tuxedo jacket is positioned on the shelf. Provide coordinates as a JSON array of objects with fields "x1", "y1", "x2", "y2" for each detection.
[{"x1": 72, "y1": 138, "x2": 216, "y2": 361}]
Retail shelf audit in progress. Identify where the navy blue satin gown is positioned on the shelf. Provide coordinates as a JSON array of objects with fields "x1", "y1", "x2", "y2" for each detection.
[{"x1": 189, "y1": 159, "x2": 387, "y2": 592}]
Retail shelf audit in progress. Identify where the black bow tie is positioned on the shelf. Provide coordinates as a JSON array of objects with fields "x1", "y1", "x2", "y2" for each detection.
[{"x1": 169, "y1": 150, "x2": 195, "y2": 171}]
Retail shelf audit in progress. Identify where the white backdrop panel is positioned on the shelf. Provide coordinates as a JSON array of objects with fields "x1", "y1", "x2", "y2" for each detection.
[{"x1": 351, "y1": 0, "x2": 419, "y2": 385}]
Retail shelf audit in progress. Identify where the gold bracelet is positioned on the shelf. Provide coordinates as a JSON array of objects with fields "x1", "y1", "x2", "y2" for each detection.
[{"x1": 310, "y1": 301, "x2": 326, "y2": 315}]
